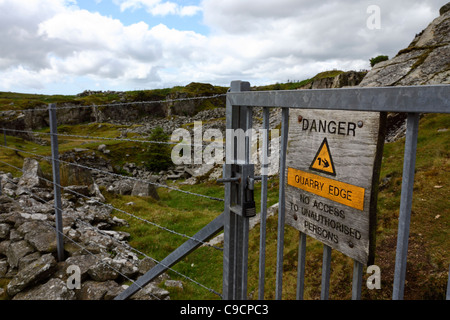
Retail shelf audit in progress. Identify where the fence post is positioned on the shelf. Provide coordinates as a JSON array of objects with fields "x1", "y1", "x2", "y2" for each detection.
[
  {"x1": 296, "y1": 232, "x2": 306, "y2": 299},
  {"x1": 48, "y1": 103, "x2": 65, "y2": 262},
  {"x1": 446, "y1": 264, "x2": 450, "y2": 300},
  {"x1": 352, "y1": 260, "x2": 363, "y2": 300},
  {"x1": 275, "y1": 107, "x2": 289, "y2": 300},
  {"x1": 392, "y1": 112, "x2": 419, "y2": 300},
  {"x1": 320, "y1": 244, "x2": 332, "y2": 300},
  {"x1": 258, "y1": 107, "x2": 270, "y2": 299},
  {"x1": 222, "y1": 81, "x2": 252, "y2": 299}
]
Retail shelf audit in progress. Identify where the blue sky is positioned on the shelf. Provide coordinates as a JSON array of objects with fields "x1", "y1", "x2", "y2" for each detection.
[
  {"x1": 76, "y1": 0, "x2": 208, "y2": 33},
  {"x1": 0, "y1": 0, "x2": 446, "y2": 95}
]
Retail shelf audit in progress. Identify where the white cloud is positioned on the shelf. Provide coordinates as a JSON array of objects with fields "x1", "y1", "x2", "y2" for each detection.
[
  {"x1": 115, "y1": 0, "x2": 201, "y2": 17},
  {"x1": 0, "y1": 0, "x2": 446, "y2": 94}
]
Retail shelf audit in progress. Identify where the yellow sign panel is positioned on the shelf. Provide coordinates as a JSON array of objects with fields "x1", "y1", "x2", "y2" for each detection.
[
  {"x1": 287, "y1": 167, "x2": 365, "y2": 211},
  {"x1": 309, "y1": 138, "x2": 336, "y2": 176}
]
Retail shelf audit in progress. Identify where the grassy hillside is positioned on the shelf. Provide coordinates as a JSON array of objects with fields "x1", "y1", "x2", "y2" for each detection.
[{"x1": 0, "y1": 82, "x2": 228, "y2": 112}]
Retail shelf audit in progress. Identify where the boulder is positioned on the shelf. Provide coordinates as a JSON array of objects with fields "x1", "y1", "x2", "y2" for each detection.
[
  {"x1": 130, "y1": 282, "x2": 170, "y2": 300},
  {"x1": 165, "y1": 279, "x2": 183, "y2": 289},
  {"x1": 440, "y1": 2, "x2": 450, "y2": 15},
  {"x1": 131, "y1": 181, "x2": 160, "y2": 200},
  {"x1": 64, "y1": 254, "x2": 98, "y2": 281},
  {"x1": 0, "y1": 259, "x2": 8, "y2": 277},
  {"x1": 12, "y1": 278, "x2": 76, "y2": 300},
  {"x1": 106, "y1": 179, "x2": 134, "y2": 195},
  {"x1": 0, "y1": 223, "x2": 11, "y2": 240},
  {"x1": 87, "y1": 258, "x2": 119, "y2": 281},
  {"x1": 17, "y1": 220, "x2": 57, "y2": 253},
  {"x1": 5, "y1": 240, "x2": 35, "y2": 268},
  {"x1": 89, "y1": 182, "x2": 106, "y2": 202},
  {"x1": 7, "y1": 253, "x2": 57, "y2": 296},
  {"x1": 79, "y1": 280, "x2": 122, "y2": 300},
  {"x1": 16, "y1": 158, "x2": 46, "y2": 195}
]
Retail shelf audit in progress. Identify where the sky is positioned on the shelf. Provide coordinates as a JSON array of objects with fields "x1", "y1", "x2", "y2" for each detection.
[{"x1": 0, "y1": 0, "x2": 446, "y2": 95}]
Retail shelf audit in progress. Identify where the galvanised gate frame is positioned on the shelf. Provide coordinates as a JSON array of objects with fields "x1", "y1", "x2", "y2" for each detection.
[
  {"x1": 224, "y1": 81, "x2": 449, "y2": 300},
  {"x1": 117, "y1": 82, "x2": 449, "y2": 300}
]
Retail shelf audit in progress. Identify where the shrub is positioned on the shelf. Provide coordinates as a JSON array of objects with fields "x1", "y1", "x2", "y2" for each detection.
[{"x1": 370, "y1": 55, "x2": 389, "y2": 67}]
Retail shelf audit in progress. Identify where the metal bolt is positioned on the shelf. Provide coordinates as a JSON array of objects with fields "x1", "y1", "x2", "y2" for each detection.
[
  {"x1": 357, "y1": 121, "x2": 363, "y2": 128},
  {"x1": 293, "y1": 214, "x2": 298, "y2": 221},
  {"x1": 298, "y1": 115, "x2": 303, "y2": 123},
  {"x1": 348, "y1": 241, "x2": 354, "y2": 248}
]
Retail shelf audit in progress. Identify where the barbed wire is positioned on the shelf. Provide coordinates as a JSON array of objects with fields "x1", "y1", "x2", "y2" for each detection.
[
  {"x1": 1, "y1": 127, "x2": 218, "y2": 148},
  {"x1": 0, "y1": 157, "x2": 223, "y2": 251},
  {"x1": 1, "y1": 164, "x2": 222, "y2": 298},
  {"x1": 0, "y1": 144, "x2": 224, "y2": 202},
  {"x1": 0, "y1": 93, "x2": 227, "y2": 113}
]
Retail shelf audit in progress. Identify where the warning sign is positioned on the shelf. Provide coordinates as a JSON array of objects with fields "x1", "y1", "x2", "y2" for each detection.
[
  {"x1": 285, "y1": 109, "x2": 386, "y2": 264},
  {"x1": 309, "y1": 138, "x2": 336, "y2": 176}
]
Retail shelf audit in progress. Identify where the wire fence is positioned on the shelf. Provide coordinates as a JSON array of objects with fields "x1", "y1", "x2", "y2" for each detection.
[
  {"x1": 0, "y1": 94, "x2": 227, "y2": 299},
  {"x1": 0, "y1": 93, "x2": 227, "y2": 113}
]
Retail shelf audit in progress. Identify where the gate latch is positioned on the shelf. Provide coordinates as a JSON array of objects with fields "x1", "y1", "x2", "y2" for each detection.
[{"x1": 218, "y1": 164, "x2": 261, "y2": 217}]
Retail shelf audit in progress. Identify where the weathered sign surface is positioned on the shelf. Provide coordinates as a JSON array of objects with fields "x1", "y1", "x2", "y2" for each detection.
[{"x1": 285, "y1": 109, "x2": 385, "y2": 264}]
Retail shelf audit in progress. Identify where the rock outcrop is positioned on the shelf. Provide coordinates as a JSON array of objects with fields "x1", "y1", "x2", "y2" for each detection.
[
  {"x1": 360, "y1": 4, "x2": 450, "y2": 87},
  {"x1": 298, "y1": 70, "x2": 367, "y2": 89},
  {"x1": 359, "y1": 3, "x2": 450, "y2": 142}
]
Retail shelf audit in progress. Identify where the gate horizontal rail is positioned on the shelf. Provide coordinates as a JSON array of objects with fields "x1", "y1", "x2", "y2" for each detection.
[{"x1": 227, "y1": 85, "x2": 449, "y2": 113}]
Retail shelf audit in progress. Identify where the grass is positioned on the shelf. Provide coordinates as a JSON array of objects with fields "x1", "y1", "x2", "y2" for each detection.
[
  {"x1": 0, "y1": 82, "x2": 228, "y2": 113},
  {"x1": 0, "y1": 112, "x2": 448, "y2": 300}
]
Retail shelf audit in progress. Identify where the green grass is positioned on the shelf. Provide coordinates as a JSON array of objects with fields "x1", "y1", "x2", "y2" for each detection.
[{"x1": 104, "y1": 182, "x2": 226, "y2": 299}]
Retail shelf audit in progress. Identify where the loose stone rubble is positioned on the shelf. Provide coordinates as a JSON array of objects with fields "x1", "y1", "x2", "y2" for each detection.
[{"x1": 0, "y1": 161, "x2": 182, "y2": 300}]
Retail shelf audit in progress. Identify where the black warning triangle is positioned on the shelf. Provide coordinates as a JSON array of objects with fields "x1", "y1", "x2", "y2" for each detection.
[{"x1": 309, "y1": 138, "x2": 336, "y2": 176}]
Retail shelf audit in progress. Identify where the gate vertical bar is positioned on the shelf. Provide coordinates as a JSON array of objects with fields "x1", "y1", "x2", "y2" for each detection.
[
  {"x1": 48, "y1": 103, "x2": 64, "y2": 262},
  {"x1": 352, "y1": 260, "x2": 363, "y2": 300},
  {"x1": 446, "y1": 264, "x2": 450, "y2": 300},
  {"x1": 3, "y1": 129, "x2": 6, "y2": 146},
  {"x1": 296, "y1": 232, "x2": 306, "y2": 300},
  {"x1": 236, "y1": 105, "x2": 252, "y2": 299},
  {"x1": 258, "y1": 107, "x2": 270, "y2": 300},
  {"x1": 320, "y1": 244, "x2": 332, "y2": 300},
  {"x1": 223, "y1": 81, "x2": 251, "y2": 300},
  {"x1": 275, "y1": 107, "x2": 289, "y2": 300},
  {"x1": 392, "y1": 112, "x2": 419, "y2": 300}
]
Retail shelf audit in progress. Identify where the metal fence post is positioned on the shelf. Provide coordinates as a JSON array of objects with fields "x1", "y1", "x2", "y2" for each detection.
[
  {"x1": 223, "y1": 80, "x2": 252, "y2": 299},
  {"x1": 296, "y1": 232, "x2": 306, "y2": 300},
  {"x1": 392, "y1": 112, "x2": 420, "y2": 300},
  {"x1": 446, "y1": 264, "x2": 450, "y2": 300},
  {"x1": 48, "y1": 103, "x2": 65, "y2": 262},
  {"x1": 352, "y1": 260, "x2": 363, "y2": 300},
  {"x1": 258, "y1": 107, "x2": 270, "y2": 300},
  {"x1": 320, "y1": 244, "x2": 332, "y2": 300},
  {"x1": 275, "y1": 107, "x2": 289, "y2": 300}
]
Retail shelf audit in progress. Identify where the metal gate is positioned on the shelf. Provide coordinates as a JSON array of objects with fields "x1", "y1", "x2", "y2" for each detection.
[
  {"x1": 117, "y1": 81, "x2": 449, "y2": 300},
  {"x1": 222, "y1": 81, "x2": 449, "y2": 300}
]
